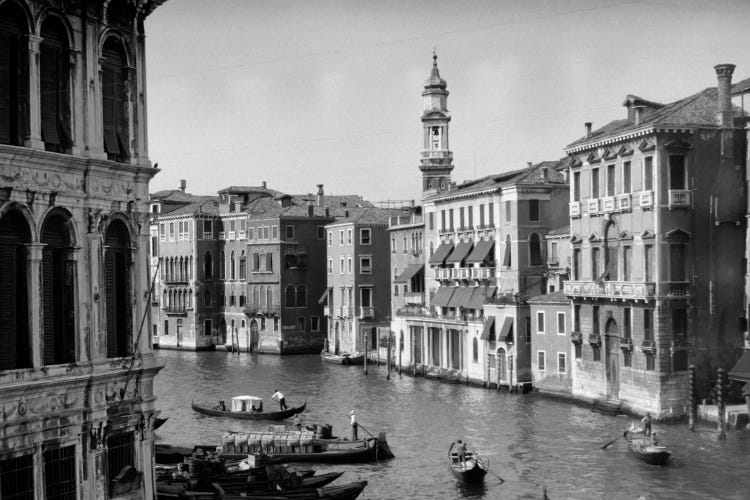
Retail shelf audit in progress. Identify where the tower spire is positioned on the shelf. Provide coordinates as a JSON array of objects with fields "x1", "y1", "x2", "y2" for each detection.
[{"x1": 419, "y1": 52, "x2": 453, "y2": 194}]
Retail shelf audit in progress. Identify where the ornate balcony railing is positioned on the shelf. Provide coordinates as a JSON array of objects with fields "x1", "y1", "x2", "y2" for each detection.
[
  {"x1": 323, "y1": 306, "x2": 331, "y2": 317},
  {"x1": 564, "y1": 281, "x2": 656, "y2": 300},
  {"x1": 569, "y1": 201, "x2": 581, "y2": 217},
  {"x1": 668, "y1": 189, "x2": 691, "y2": 207},
  {"x1": 617, "y1": 193, "x2": 631, "y2": 211},
  {"x1": 404, "y1": 292, "x2": 424, "y2": 305},
  {"x1": 665, "y1": 282, "x2": 690, "y2": 296},
  {"x1": 451, "y1": 267, "x2": 470, "y2": 280},
  {"x1": 639, "y1": 190, "x2": 653, "y2": 208},
  {"x1": 571, "y1": 331, "x2": 583, "y2": 344},
  {"x1": 586, "y1": 198, "x2": 600, "y2": 215},
  {"x1": 471, "y1": 267, "x2": 495, "y2": 280},
  {"x1": 340, "y1": 306, "x2": 352, "y2": 318},
  {"x1": 360, "y1": 306, "x2": 375, "y2": 319},
  {"x1": 601, "y1": 196, "x2": 616, "y2": 213}
]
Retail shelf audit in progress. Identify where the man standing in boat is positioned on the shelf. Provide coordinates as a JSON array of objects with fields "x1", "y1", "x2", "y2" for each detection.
[
  {"x1": 349, "y1": 410, "x2": 358, "y2": 440},
  {"x1": 272, "y1": 389, "x2": 288, "y2": 410},
  {"x1": 641, "y1": 412, "x2": 652, "y2": 436},
  {"x1": 454, "y1": 440, "x2": 467, "y2": 468}
]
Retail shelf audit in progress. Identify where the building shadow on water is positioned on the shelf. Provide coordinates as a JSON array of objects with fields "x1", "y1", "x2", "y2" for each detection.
[{"x1": 454, "y1": 480, "x2": 488, "y2": 498}]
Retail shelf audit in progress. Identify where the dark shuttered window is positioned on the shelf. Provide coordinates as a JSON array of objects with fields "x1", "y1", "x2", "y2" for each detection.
[
  {"x1": 40, "y1": 18, "x2": 72, "y2": 153},
  {"x1": 101, "y1": 40, "x2": 128, "y2": 162},
  {"x1": 0, "y1": 3, "x2": 29, "y2": 146},
  {"x1": 104, "y1": 221, "x2": 131, "y2": 358},
  {"x1": 0, "y1": 211, "x2": 31, "y2": 370}
]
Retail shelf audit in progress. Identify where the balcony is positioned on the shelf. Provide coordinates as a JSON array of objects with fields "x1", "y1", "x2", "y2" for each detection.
[
  {"x1": 420, "y1": 150, "x2": 453, "y2": 160},
  {"x1": 471, "y1": 267, "x2": 495, "y2": 280},
  {"x1": 564, "y1": 280, "x2": 656, "y2": 300},
  {"x1": 228, "y1": 231, "x2": 236, "y2": 240},
  {"x1": 239, "y1": 230, "x2": 246, "y2": 240},
  {"x1": 360, "y1": 306, "x2": 375, "y2": 319},
  {"x1": 340, "y1": 306, "x2": 353, "y2": 318},
  {"x1": 404, "y1": 292, "x2": 424, "y2": 305},
  {"x1": 601, "y1": 196, "x2": 616, "y2": 213},
  {"x1": 619, "y1": 337, "x2": 633, "y2": 351},
  {"x1": 163, "y1": 307, "x2": 188, "y2": 316},
  {"x1": 218, "y1": 231, "x2": 225, "y2": 240},
  {"x1": 664, "y1": 281, "x2": 690, "y2": 297},
  {"x1": 323, "y1": 306, "x2": 331, "y2": 317},
  {"x1": 586, "y1": 198, "x2": 600, "y2": 215},
  {"x1": 450, "y1": 267, "x2": 470, "y2": 280},
  {"x1": 571, "y1": 331, "x2": 583, "y2": 344},
  {"x1": 641, "y1": 339, "x2": 656, "y2": 353},
  {"x1": 668, "y1": 189, "x2": 691, "y2": 207},
  {"x1": 617, "y1": 194, "x2": 631, "y2": 211},
  {"x1": 588, "y1": 334, "x2": 602, "y2": 346},
  {"x1": 438, "y1": 268, "x2": 452, "y2": 280},
  {"x1": 203, "y1": 232, "x2": 213, "y2": 240},
  {"x1": 569, "y1": 201, "x2": 581, "y2": 217},
  {"x1": 639, "y1": 190, "x2": 654, "y2": 208}
]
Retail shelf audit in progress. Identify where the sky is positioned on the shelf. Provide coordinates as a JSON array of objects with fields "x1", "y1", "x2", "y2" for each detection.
[{"x1": 144, "y1": 0, "x2": 750, "y2": 203}]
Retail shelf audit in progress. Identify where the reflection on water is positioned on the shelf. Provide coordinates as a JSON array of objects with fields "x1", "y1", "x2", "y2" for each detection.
[{"x1": 154, "y1": 350, "x2": 750, "y2": 499}]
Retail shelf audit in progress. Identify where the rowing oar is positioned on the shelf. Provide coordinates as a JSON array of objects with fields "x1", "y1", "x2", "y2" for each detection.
[
  {"x1": 358, "y1": 422, "x2": 375, "y2": 438},
  {"x1": 601, "y1": 430, "x2": 628, "y2": 449}
]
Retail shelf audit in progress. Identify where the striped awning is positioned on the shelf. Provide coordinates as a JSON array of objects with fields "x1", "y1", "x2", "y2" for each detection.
[
  {"x1": 431, "y1": 286, "x2": 455, "y2": 307},
  {"x1": 447, "y1": 287, "x2": 474, "y2": 308},
  {"x1": 499, "y1": 317, "x2": 514, "y2": 343},
  {"x1": 445, "y1": 241, "x2": 473, "y2": 265},
  {"x1": 466, "y1": 286, "x2": 497, "y2": 309},
  {"x1": 480, "y1": 316, "x2": 495, "y2": 340},
  {"x1": 394, "y1": 263, "x2": 424, "y2": 284},
  {"x1": 429, "y1": 243, "x2": 454, "y2": 265},
  {"x1": 465, "y1": 239, "x2": 494, "y2": 264}
]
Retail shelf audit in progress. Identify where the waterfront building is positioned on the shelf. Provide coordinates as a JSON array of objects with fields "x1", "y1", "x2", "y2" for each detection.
[
  {"x1": 0, "y1": 1, "x2": 165, "y2": 497},
  {"x1": 528, "y1": 291, "x2": 573, "y2": 396},
  {"x1": 323, "y1": 207, "x2": 401, "y2": 355},
  {"x1": 564, "y1": 64, "x2": 747, "y2": 416},
  {"x1": 392, "y1": 54, "x2": 569, "y2": 388},
  {"x1": 544, "y1": 225, "x2": 571, "y2": 294}
]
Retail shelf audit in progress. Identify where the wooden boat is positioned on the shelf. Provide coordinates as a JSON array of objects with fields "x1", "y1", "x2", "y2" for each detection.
[
  {"x1": 321, "y1": 351, "x2": 364, "y2": 365},
  {"x1": 215, "y1": 471, "x2": 344, "y2": 495},
  {"x1": 192, "y1": 395, "x2": 306, "y2": 421},
  {"x1": 222, "y1": 480, "x2": 368, "y2": 500},
  {"x1": 624, "y1": 431, "x2": 671, "y2": 466},
  {"x1": 223, "y1": 431, "x2": 394, "y2": 464},
  {"x1": 448, "y1": 441, "x2": 488, "y2": 482},
  {"x1": 154, "y1": 416, "x2": 168, "y2": 430}
]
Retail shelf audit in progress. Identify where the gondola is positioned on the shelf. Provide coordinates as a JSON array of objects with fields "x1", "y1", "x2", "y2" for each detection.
[
  {"x1": 192, "y1": 396, "x2": 306, "y2": 421},
  {"x1": 321, "y1": 351, "x2": 364, "y2": 365},
  {"x1": 222, "y1": 480, "x2": 368, "y2": 500},
  {"x1": 448, "y1": 441, "x2": 488, "y2": 482},
  {"x1": 624, "y1": 430, "x2": 671, "y2": 466},
  {"x1": 154, "y1": 416, "x2": 168, "y2": 430}
]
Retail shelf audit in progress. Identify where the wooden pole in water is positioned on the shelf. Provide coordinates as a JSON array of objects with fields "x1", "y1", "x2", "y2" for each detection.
[
  {"x1": 364, "y1": 332, "x2": 368, "y2": 375},
  {"x1": 688, "y1": 363, "x2": 696, "y2": 431},
  {"x1": 387, "y1": 333, "x2": 391, "y2": 380},
  {"x1": 717, "y1": 368, "x2": 726, "y2": 440},
  {"x1": 398, "y1": 331, "x2": 402, "y2": 376}
]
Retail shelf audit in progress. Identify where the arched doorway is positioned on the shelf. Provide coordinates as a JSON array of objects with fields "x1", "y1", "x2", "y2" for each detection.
[
  {"x1": 496, "y1": 347, "x2": 507, "y2": 384},
  {"x1": 334, "y1": 322, "x2": 340, "y2": 354},
  {"x1": 250, "y1": 319, "x2": 259, "y2": 352},
  {"x1": 605, "y1": 317, "x2": 620, "y2": 399}
]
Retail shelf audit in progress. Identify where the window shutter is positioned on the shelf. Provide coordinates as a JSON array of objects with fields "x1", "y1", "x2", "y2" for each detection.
[
  {"x1": 0, "y1": 34, "x2": 12, "y2": 144},
  {"x1": 266, "y1": 253, "x2": 272, "y2": 272},
  {"x1": 42, "y1": 249, "x2": 55, "y2": 364},
  {"x1": 102, "y1": 65, "x2": 119, "y2": 155},
  {"x1": 40, "y1": 46, "x2": 60, "y2": 146},
  {"x1": 0, "y1": 246, "x2": 17, "y2": 368},
  {"x1": 105, "y1": 251, "x2": 117, "y2": 357}
]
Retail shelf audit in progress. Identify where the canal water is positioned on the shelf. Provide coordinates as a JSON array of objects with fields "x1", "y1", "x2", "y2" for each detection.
[{"x1": 153, "y1": 350, "x2": 750, "y2": 499}]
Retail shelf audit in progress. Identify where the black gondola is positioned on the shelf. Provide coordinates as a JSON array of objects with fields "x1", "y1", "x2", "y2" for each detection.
[
  {"x1": 192, "y1": 396, "x2": 306, "y2": 421},
  {"x1": 448, "y1": 441, "x2": 488, "y2": 482}
]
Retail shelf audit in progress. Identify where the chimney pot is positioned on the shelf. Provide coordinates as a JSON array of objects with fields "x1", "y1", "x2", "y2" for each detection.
[
  {"x1": 316, "y1": 184, "x2": 324, "y2": 206},
  {"x1": 527, "y1": 162, "x2": 533, "y2": 168},
  {"x1": 179, "y1": 179, "x2": 186, "y2": 193},
  {"x1": 585, "y1": 122, "x2": 592, "y2": 138},
  {"x1": 308, "y1": 205, "x2": 314, "y2": 217},
  {"x1": 633, "y1": 106, "x2": 644, "y2": 125},
  {"x1": 715, "y1": 63, "x2": 736, "y2": 128},
  {"x1": 262, "y1": 181, "x2": 267, "y2": 189}
]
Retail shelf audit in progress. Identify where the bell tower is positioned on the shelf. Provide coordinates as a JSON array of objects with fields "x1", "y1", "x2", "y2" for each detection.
[{"x1": 419, "y1": 51, "x2": 453, "y2": 194}]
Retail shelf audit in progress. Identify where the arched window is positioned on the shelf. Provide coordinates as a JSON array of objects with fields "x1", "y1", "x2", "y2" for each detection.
[
  {"x1": 267, "y1": 288, "x2": 273, "y2": 309},
  {"x1": 41, "y1": 211, "x2": 76, "y2": 365},
  {"x1": 104, "y1": 220, "x2": 132, "y2": 357},
  {"x1": 219, "y1": 251, "x2": 226, "y2": 279},
  {"x1": 0, "y1": 210, "x2": 32, "y2": 369},
  {"x1": 252, "y1": 287, "x2": 259, "y2": 307},
  {"x1": 101, "y1": 38, "x2": 129, "y2": 162},
  {"x1": 230, "y1": 251, "x2": 236, "y2": 279},
  {"x1": 529, "y1": 233, "x2": 543, "y2": 266},
  {"x1": 0, "y1": 2, "x2": 29, "y2": 146},
  {"x1": 503, "y1": 235, "x2": 512, "y2": 267},
  {"x1": 259, "y1": 286, "x2": 266, "y2": 307},
  {"x1": 472, "y1": 338, "x2": 478, "y2": 363},
  {"x1": 204, "y1": 290, "x2": 212, "y2": 307},
  {"x1": 285, "y1": 285, "x2": 296, "y2": 308},
  {"x1": 203, "y1": 252, "x2": 213, "y2": 278},
  {"x1": 239, "y1": 251, "x2": 246, "y2": 280},
  {"x1": 296, "y1": 285, "x2": 307, "y2": 307},
  {"x1": 40, "y1": 16, "x2": 72, "y2": 153}
]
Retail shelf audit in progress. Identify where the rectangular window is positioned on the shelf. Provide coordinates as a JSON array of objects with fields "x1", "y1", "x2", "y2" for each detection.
[
  {"x1": 347, "y1": 229, "x2": 352, "y2": 244},
  {"x1": 360, "y1": 256, "x2": 372, "y2": 274},
  {"x1": 327, "y1": 258, "x2": 333, "y2": 274},
  {"x1": 479, "y1": 204, "x2": 485, "y2": 227},
  {"x1": 525, "y1": 316, "x2": 531, "y2": 344},
  {"x1": 593, "y1": 346, "x2": 601, "y2": 362},
  {"x1": 151, "y1": 236, "x2": 158, "y2": 257},
  {"x1": 488, "y1": 202, "x2": 494, "y2": 225},
  {"x1": 643, "y1": 157, "x2": 653, "y2": 191},
  {"x1": 328, "y1": 231, "x2": 332, "y2": 246},
  {"x1": 623, "y1": 350, "x2": 632, "y2": 367},
  {"x1": 573, "y1": 304, "x2": 581, "y2": 331},
  {"x1": 591, "y1": 247, "x2": 600, "y2": 280},
  {"x1": 317, "y1": 226, "x2": 325, "y2": 240},
  {"x1": 297, "y1": 317, "x2": 306, "y2": 331},
  {"x1": 558, "y1": 353, "x2": 566, "y2": 374},
  {"x1": 573, "y1": 171, "x2": 581, "y2": 202},
  {"x1": 164, "y1": 320, "x2": 169, "y2": 336},
  {"x1": 591, "y1": 168, "x2": 599, "y2": 198},
  {"x1": 44, "y1": 446, "x2": 77, "y2": 500},
  {"x1": 573, "y1": 247, "x2": 581, "y2": 280},
  {"x1": 537, "y1": 351, "x2": 546, "y2": 371},
  {"x1": 159, "y1": 223, "x2": 165, "y2": 241},
  {"x1": 0, "y1": 454, "x2": 34, "y2": 499},
  {"x1": 391, "y1": 236, "x2": 396, "y2": 254},
  {"x1": 505, "y1": 200, "x2": 511, "y2": 222},
  {"x1": 593, "y1": 306, "x2": 600, "y2": 334},
  {"x1": 340, "y1": 257, "x2": 345, "y2": 274},
  {"x1": 536, "y1": 311, "x2": 545, "y2": 334},
  {"x1": 107, "y1": 432, "x2": 135, "y2": 484},
  {"x1": 623, "y1": 246, "x2": 632, "y2": 281},
  {"x1": 360, "y1": 228, "x2": 371, "y2": 244},
  {"x1": 624, "y1": 307, "x2": 632, "y2": 338},
  {"x1": 574, "y1": 342, "x2": 582, "y2": 359},
  {"x1": 622, "y1": 161, "x2": 631, "y2": 193},
  {"x1": 646, "y1": 353, "x2": 655, "y2": 370},
  {"x1": 607, "y1": 164, "x2": 616, "y2": 196},
  {"x1": 644, "y1": 308, "x2": 653, "y2": 341},
  {"x1": 403, "y1": 236, "x2": 408, "y2": 253},
  {"x1": 669, "y1": 244, "x2": 686, "y2": 281},
  {"x1": 348, "y1": 257, "x2": 352, "y2": 273},
  {"x1": 529, "y1": 199, "x2": 540, "y2": 222},
  {"x1": 311, "y1": 316, "x2": 320, "y2": 332},
  {"x1": 557, "y1": 312, "x2": 566, "y2": 335},
  {"x1": 429, "y1": 212, "x2": 434, "y2": 230},
  {"x1": 550, "y1": 242, "x2": 558, "y2": 262},
  {"x1": 340, "y1": 229, "x2": 345, "y2": 246},
  {"x1": 204, "y1": 319, "x2": 212, "y2": 336},
  {"x1": 459, "y1": 207, "x2": 465, "y2": 229},
  {"x1": 169, "y1": 222, "x2": 175, "y2": 240},
  {"x1": 644, "y1": 244, "x2": 654, "y2": 281},
  {"x1": 272, "y1": 226, "x2": 278, "y2": 239},
  {"x1": 468, "y1": 206, "x2": 473, "y2": 228},
  {"x1": 360, "y1": 287, "x2": 373, "y2": 307},
  {"x1": 669, "y1": 155, "x2": 686, "y2": 190},
  {"x1": 441, "y1": 210, "x2": 446, "y2": 231},
  {"x1": 263, "y1": 226, "x2": 269, "y2": 239},
  {"x1": 248, "y1": 227, "x2": 254, "y2": 240},
  {"x1": 285, "y1": 225, "x2": 295, "y2": 240},
  {"x1": 449, "y1": 209, "x2": 454, "y2": 230},
  {"x1": 673, "y1": 308, "x2": 687, "y2": 341}
]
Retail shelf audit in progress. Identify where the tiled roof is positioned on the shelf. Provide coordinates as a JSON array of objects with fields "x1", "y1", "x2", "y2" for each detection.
[
  {"x1": 150, "y1": 189, "x2": 207, "y2": 203},
  {"x1": 293, "y1": 194, "x2": 374, "y2": 208},
  {"x1": 527, "y1": 290, "x2": 568, "y2": 304},
  {"x1": 425, "y1": 160, "x2": 567, "y2": 201},
  {"x1": 160, "y1": 199, "x2": 219, "y2": 217},
  {"x1": 732, "y1": 77, "x2": 750, "y2": 95},
  {"x1": 547, "y1": 225, "x2": 570, "y2": 236},
  {"x1": 567, "y1": 85, "x2": 749, "y2": 149}
]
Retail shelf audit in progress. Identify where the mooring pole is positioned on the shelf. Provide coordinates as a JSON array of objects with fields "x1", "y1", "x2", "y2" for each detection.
[
  {"x1": 398, "y1": 332, "x2": 402, "y2": 376},
  {"x1": 688, "y1": 363, "x2": 696, "y2": 431},
  {"x1": 717, "y1": 368, "x2": 726, "y2": 440},
  {"x1": 364, "y1": 332, "x2": 368, "y2": 375},
  {"x1": 386, "y1": 334, "x2": 391, "y2": 380}
]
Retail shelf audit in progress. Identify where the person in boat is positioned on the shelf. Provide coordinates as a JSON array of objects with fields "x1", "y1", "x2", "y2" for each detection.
[
  {"x1": 649, "y1": 432, "x2": 659, "y2": 447},
  {"x1": 641, "y1": 412, "x2": 652, "y2": 435},
  {"x1": 219, "y1": 400, "x2": 227, "y2": 411},
  {"x1": 453, "y1": 440, "x2": 467, "y2": 467},
  {"x1": 272, "y1": 390, "x2": 287, "y2": 410},
  {"x1": 349, "y1": 410, "x2": 358, "y2": 440},
  {"x1": 294, "y1": 414, "x2": 302, "y2": 430}
]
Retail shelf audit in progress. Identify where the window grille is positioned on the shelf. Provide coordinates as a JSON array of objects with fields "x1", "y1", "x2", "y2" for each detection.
[
  {"x1": 44, "y1": 445, "x2": 76, "y2": 500},
  {"x1": 107, "y1": 432, "x2": 135, "y2": 483},
  {"x1": 0, "y1": 454, "x2": 34, "y2": 500}
]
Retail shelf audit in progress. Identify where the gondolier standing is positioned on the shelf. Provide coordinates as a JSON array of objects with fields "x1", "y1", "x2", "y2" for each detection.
[
  {"x1": 349, "y1": 410, "x2": 358, "y2": 440},
  {"x1": 272, "y1": 389, "x2": 287, "y2": 410}
]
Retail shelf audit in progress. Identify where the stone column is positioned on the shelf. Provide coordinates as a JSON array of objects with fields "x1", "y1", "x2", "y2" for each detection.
[
  {"x1": 69, "y1": 48, "x2": 84, "y2": 156},
  {"x1": 68, "y1": 246, "x2": 87, "y2": 363},
  {"x1": 24, "y1": 35, "x2": 44, "y2": 149},
  {"x1": 26, "y1": 243, "x2": 45, "y2": 368},
  {"x1": 87, "y1": 215, "x2": 103, "y2": 359}
]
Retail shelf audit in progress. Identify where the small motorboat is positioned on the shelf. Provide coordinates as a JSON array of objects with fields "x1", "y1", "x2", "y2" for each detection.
[
  {"x1": 321, "y1": 350, "x2": 365, "y2": 365},
  {"x1": 624, "y1": 430, "x2": 671, "y2": 466},
  {"x1": 192, "y1": 396, "x2": 306, "y2": 421},
  {"x1": 448, "y1": 441, "x2": 489, "y2": 482}
]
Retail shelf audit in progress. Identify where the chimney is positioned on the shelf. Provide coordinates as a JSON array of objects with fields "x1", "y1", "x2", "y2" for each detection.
[
  {"x1": 715, "y1": 63, "x2": 736, "y2": 128},
  {"x1": 179, "y1": 179, "x2": 186, "y2": 193},
  {"x1": 633, "y1": 106, "x2": 644, "y2": 126},
  {"x1": 527, "y1": 161, "x2": 533, "y2": 168},
  {"x1": 324, "y1": 207, "x2": 330, "y2": 218},
  {"x1": 262, "y1": 181, "x2": 267, "y2": 189},
  {"x1": 307, "y1": 204, "x2": 314, "y2": 217},
  {"x1": 585, "y1": 122, "x2": 592, "y2": 138},
  {"x1": 316, "y1": 184, "x2": 324, "y2": 206}
]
